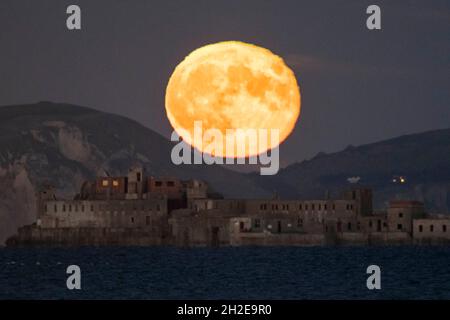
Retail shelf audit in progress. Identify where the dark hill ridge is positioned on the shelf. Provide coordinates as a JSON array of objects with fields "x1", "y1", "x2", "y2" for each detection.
[
  {"x1": 250, "y1": 128, "x2": 450, "y2": 212},
  {"x1": 0, "y1": 101, "x2": 270, "y2": 244},
  {"x1": 0, "y1": 101, "x2": 448, "y2": 244}
]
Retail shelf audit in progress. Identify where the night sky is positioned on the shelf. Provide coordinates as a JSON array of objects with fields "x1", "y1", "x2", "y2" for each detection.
[{"x1": 0, "y1": 0, "x2": 449, "y2": 167}]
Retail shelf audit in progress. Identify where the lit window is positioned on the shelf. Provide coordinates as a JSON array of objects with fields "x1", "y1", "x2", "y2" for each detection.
[
  {"x1": 102, "y1": 180, "x2": 109, "y2": 187},
  {"x1": 112, "y1": 180, "x2": 119, "y2": 187}
]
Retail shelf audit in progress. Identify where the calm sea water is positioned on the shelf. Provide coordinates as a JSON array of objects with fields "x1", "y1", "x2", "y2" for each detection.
[{"x1": 0, "y1": 246, "x2": 449, "y2": 299}]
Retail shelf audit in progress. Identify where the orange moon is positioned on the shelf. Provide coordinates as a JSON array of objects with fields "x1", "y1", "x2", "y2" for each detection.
[{"x1": 165, "y1": 41, "x2": 301, "y2": 158}]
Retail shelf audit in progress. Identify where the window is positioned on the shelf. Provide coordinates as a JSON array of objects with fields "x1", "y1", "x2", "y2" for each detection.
[
  {"x1": 155, "y1": 181, "x2": 162, "y2": 187},
  {"x1": 156, "y1": 204, "x2": 161, "y2": 211},
  {"x1": 112, "y1": 180, "x2": 119, "y2": 187},
  {"x1": 102, "y1": 180, "x2": 109, "y2": 187},
  {"x1": 324, "y1": 204, "x2": 327, "y2": 210},
  {"x1": 254, "y1": 219, "x2": 261, "y2": 228},
  {"x1": 131, "y1": 217, "x2": 135, "y2": 223},
  {"x1": 137, "y1": 173, "x2": 141, "y2": 182},
  {"x1": 369, "y1": 221, "x2": 373, "y2": 228},
  {"x1": 397, "y1": 224, "x2": 402, "y2": 230},
  {"x1": 167, "y1": 181, "x2": 175, "y2": 187},
  {"x1": 44, "y1": 205, "x2": 48, "y2": 212},
  {"x1": 399, "y1": 212, "x2": 403, "y2": 218},
  {"x1": 443, "y1": 225, "x2": 447, "y2": 232},
  {"x1": 419, "y1": 225, "x2": 423, "y2": 232},
  {"x1": 299, "y1": 204, "x2": 302, "y2": 210},
  {"x1": 297, "y1": 218, "x2": 303, "y2": 227},
  {"x1": 54, "y1": 204, "x2": 57, "y2": 212},
  {"x1": 347, "y1": 222, "x2": 352, "y2": 231},
  {"x1": 305, "y1": 204, "x2": 308, "y2": 210},
  {"x1": 332, "y1": 204, "x2": 336, "y2": 210},
  {"x1": 81, "y1": 205, "x2": 85, "y2": 212},
  {"x1": 318, "y1": 204, "x2": 322, "y2": 210},
  {"x1": 430, "y1": 225, "x2": 434, "y2": 232},
  {"x1": 312, "y1": 204, "x2": 315, "y2": 210},
  {"x1": 69, "y1": 205, "x2": 72, "y2": 212},
  {"x1": 346, "y1": 204, "x2": 350, "y2": 210},
  {"x1": 63, "y1": 205, "x2": 66, "y2": 212},
  {"x1": 90, "y1": 205, "x2": 94, "y2": 211},
  {"x1": 146, "y1": 216, "x2": 150, "y2": 226}
]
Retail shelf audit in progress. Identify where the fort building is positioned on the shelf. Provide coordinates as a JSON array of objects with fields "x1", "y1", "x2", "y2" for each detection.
[{"x1": 6, "y1": 166, "x2": 450, "y2": 246}]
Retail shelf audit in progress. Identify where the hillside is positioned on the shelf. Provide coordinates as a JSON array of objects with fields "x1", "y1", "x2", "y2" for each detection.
[
  {"x1": 250, "y1": 128, "x2": 450, "y2": 212},
  {"x1": 0, "y1": 102, "x2": 270, "y2": 244}
]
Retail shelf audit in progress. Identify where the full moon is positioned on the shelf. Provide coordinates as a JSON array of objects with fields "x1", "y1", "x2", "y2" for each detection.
[{"x1": 165, "y1": 41, "x2": 301, "y2": 158}]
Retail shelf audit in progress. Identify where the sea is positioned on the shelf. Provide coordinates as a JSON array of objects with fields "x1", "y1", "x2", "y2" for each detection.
[{"x1": 0, "y1": 246, "x2": 449, "y2": 300}]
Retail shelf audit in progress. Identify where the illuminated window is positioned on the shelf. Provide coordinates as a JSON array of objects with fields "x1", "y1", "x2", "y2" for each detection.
[
  {"x1": 102, "y1": 180, "x2": 109, "y2": 187},
  {"x1": 112, "y1": 180, "x2": 119, "y2": 187}
]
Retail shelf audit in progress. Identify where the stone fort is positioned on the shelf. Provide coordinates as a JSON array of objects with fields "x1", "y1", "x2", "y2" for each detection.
[{"x1": 7, "y1": 166, "x2": 450, "y2": 246}]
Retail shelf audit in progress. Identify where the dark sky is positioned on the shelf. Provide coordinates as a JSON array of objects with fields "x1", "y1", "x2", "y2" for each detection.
[{"x1": 0, "y1": 0, "x2": 449, "y2": 168}]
